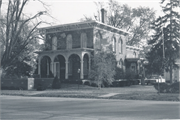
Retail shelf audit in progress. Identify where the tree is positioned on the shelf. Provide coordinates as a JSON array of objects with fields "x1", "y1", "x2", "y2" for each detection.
[
  {"x1": 88, "y1": 51, "x2": 116, "y2": 88},
  {"x1": 81, "y1": 0, "x2": 156, "y2": 47},
  {"x1": 146, "y1": 0, "x2": 180, "y2": 83},
  {"x1": 0, "y1": 0, "x2": 48, "y2": 78}
]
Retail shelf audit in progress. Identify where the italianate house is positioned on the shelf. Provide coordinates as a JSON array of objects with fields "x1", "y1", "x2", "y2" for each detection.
[{"x1": 37, "y1": 9, "x2": 142, "y2": 82}]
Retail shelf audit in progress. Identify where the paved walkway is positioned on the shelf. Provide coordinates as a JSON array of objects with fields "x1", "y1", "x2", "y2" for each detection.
[{"x1": 98, "y1": 93, "x2": 119, "y2": 98}]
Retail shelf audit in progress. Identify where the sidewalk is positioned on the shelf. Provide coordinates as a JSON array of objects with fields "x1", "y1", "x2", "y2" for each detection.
[{"x1": 98, "y1": 93, "x2": 119, "y2": 98}]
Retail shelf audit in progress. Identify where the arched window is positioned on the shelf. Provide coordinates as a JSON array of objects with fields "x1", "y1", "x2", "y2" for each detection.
[
  {"x1": 112, "y1": 37, "x2": 116, "y2": 52},
  {"x1": 133, "y1": 51, "x2": 136, "y2": 58},
  {"x1": 119, "y1": 38, "x2": 123, "y2": 53},
  {"x1": 52, "y1": 36, "x2": 57, "y2": 50},
  {"x1": 80, "y1": 33, "x2": 87, "y2": 48},
  {"x1": 119, "y1": 59, "x2": 123, "y2": 68},
  {"x1": 95, "y1": 33, "x2": 101, "y2": 50},
  {"x1": 66, "y1": 34, "x2": 72, "y2": 49}
]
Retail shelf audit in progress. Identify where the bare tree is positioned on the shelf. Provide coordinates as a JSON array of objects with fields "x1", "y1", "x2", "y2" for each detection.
[
  {"x1": 82, "y1": 0, "x2": 156, "y2": 47},
  {"x1": 0, "y1": 0, "x2": 49, "y2": 77}
]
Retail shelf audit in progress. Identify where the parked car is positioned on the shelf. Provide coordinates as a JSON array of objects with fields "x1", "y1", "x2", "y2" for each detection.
[{"x1": 144, "y1": 75, "x2": 165, "y2": 85}]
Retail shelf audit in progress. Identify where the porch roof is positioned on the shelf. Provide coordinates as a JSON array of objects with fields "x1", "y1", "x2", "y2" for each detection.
[{"x1": 35, "y1": 48, "x2": 94, "y2": 54}]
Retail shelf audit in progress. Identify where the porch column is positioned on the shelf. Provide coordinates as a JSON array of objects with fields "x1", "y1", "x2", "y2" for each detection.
[
  {"x1": 89, "y1": 59, "x2": 91, "y2": 72},
  {"x1": 65, "y1": 60, "x2": 68, "y2": 79},
  {"x1": 80, "y1": 59, "x2": 84, "y2": 79},
  {"x1": 38, "y1": 58, "x2": 41, "y2": 78},
  {"x1": 51, "y1": 61, "x2": 54, "y2": 74},
  {"x1": 47, "y1": 62, "x2": 49, "y2": 76},
  {"x1": 137, "y1": 60, "x2": 140, "y2": 74},
  {"x1": 177, "y1": 64, "x2": 180, "y2": 82}
]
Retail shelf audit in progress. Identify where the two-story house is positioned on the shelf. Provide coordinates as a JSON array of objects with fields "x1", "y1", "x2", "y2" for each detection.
[{"x1": 36, "y1": 9, "x2": 142, "y2": 82}]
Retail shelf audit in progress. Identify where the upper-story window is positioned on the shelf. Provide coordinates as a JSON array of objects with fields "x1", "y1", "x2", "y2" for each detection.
[
  {"x1": 95, "y1": 32, "x2": 101, "y2": 50},
  {"x1": 119, "y1": 38, "x2": 123, "y2": 54},
  {"x1": 81, "y1": 33, "x2": 87, "y2": 48},
  {"x1": 133, "y1": 51, "x2": 136, "y2": 58},
  {"x1": 66, "y1": 34, "x2": 72, "y2": 49},
  {"x1": 112, "y1": 37, "x2": 116, "y2": 52},
  {"x1": 52, "y1": 36, "x2": 57, "y2": 50}
]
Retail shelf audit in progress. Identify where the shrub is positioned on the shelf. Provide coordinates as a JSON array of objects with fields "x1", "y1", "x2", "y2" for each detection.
[
  {"x1": 88, "y1": 51, "x2": 116, "y2": 88},
  {"x1": 84, "y1": 81, "x2": 91, "y2": 86},
  {"x1": 114, "y1": 67, "x2": 124, "y2": 79},
  {"x1": 52, "y1": 76, "x2": 61, "y2": 89},
  {"x1": 91, "y1": 83, "x2": 98, "y2": 87},
  {"x1": 169, "y1": 82, "x2": 179, "y2": 93},
  {"x1": 125, "y1": 69, "x2": 139, "y2": 79},
  {"x1": 36, "y1": 83, "x2": 45, "y2": 91},
  {"x1": 153, "y1": 82, "x2": 179, "y2": 93}
]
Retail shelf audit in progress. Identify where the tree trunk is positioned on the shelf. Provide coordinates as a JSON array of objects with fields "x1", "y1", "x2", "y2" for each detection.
[
  {"x1": 170, "y1": 64, "x2": 173, "y2": 84},
  {"x1": 0, "y1": 0, "x2": 2, "y2": 14}
]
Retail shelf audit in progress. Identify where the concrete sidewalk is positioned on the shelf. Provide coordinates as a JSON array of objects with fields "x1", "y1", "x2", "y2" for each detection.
[{"x1": 98, "y1": 93, "x2": 119, "y2": 98}]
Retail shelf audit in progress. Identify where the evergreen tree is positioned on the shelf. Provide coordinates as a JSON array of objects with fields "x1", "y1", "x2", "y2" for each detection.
[{"x1": 146, "y1": 0, "x2": 180, "y2": 83}]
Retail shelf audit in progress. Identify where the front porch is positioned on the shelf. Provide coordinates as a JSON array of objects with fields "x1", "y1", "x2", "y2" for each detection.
[{"x1": 37, "y1": 48, "x2": 93, "y2": 81}]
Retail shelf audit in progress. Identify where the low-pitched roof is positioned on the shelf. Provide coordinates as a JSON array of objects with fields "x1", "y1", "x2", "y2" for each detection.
[{"x1": 39, "y1": 20, "x2": 129, "y2": 36}]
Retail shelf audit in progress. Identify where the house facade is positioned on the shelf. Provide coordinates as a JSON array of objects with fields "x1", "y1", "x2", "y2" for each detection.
[{"x1": 36, "y1": 9, "x2": 142, "y2": 81}]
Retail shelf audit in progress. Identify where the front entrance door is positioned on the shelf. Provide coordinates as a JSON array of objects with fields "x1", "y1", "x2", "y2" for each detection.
[
  {"x1": 73, "y1": 62, "x2": 80, "y2": 80},
  {"x1": 54, "y1": 62, "x2": 60, "y2": 79}
]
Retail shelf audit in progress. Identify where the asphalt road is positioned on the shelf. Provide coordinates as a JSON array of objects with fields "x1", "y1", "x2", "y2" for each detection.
[{"x1": 1, "y1": 96, "x2": 180, "y2": 120}]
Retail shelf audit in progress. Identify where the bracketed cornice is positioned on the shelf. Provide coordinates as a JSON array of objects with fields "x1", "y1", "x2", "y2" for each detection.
[{"x1": 38, "y1": 20, "x2": 129, "y2": 36}]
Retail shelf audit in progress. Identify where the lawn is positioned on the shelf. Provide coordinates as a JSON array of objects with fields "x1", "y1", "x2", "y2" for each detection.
[{"x1": 1, "y1": 84, "x2": 180, "y2": 101}]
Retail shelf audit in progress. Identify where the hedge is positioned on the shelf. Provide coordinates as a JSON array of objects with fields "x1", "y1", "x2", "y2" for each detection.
[{"x1": 153, "y1": 82, "x2": 179, "y2": 93}]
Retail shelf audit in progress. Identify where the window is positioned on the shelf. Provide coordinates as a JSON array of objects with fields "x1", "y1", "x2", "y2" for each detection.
[
  {"x1": 112, "y1": 37, "x2": 116, "y2": 52},
  {"x1": 119, "y1": 59, "x2": 123, "y2": 68},
  {"x1": 52, "y1": 36, "x2": 57, "y2": 50},
  {"x1": 81, "y1": 33, "x2": 87, "y2": 48},
  {"x1": 133, "y1": 51, "x2": 136, "y2": 58},
  {"x1": 66, "y1": 34, "x2": 72, "y2": 49},
  {"x1": 119, "y1": 38, "x2": 123, "y2": 53},
  {"x1": 95, "y1": 33, "x2": 101, "y2": 50}
]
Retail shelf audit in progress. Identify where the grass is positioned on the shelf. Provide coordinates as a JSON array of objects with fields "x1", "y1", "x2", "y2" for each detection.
[{"x1": 1, "y1": 84, "x2": 180, "y2": 101}]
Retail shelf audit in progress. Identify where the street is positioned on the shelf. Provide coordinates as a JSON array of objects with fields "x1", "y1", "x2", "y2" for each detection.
[{"x1": 1, "y1": 95, "x2": 180, "y2": 120}]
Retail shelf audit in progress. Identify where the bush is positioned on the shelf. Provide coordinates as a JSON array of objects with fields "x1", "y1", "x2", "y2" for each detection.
[
  {"x1": 170, "y1": 82, "x2": 180, "y2": 93},
  {"x1": 52, "y1": 76, "x2": 61, "y2": 89},
  {"x1": 153, "y1": 82, "x2": 179, "y2": 93},
  {"x1": 36, "y1": 83, "x2": 45, "y2": 91},
  {"x1": 84, "y1": 81, "x2": 91, "y2": 86},
  {"x1": 88, "y1": 51, "x2": 116, "y2": 88},
  {"x1": 91, "y1": 83, "x2": 98, "y2": 87},
  {"x1": 114, "y1": 67, "x2": 124, "y2": 79},
  {"x1": 125, "y1": 69, "x2": 139, "y2": 79}
]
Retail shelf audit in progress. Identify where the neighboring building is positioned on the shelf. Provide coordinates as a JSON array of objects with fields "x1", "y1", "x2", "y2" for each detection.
[
  {"x1": 125, "y1": 45, "x2": 142, "y2": 75},
  {"x1": 36, "y1": 9, "x2": 142, "y2": 81}
]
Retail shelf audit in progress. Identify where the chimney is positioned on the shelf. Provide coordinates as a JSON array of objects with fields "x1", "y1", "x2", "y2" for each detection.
[{"x1": 101, "y1": 8, "x2": 107, "y2": 24}]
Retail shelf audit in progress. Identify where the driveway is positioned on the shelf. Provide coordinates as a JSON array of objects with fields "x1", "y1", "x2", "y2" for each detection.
[{"x1": 1, "y1": 96, "x2": 180, "y2": 120}]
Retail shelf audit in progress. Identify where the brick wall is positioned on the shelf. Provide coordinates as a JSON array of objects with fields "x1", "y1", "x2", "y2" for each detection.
[{"x1": 93, "y1": 28, "x2": 127, "y2": 64}]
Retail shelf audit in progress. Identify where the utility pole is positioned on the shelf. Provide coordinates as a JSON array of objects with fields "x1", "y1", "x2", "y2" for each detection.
[{"x1": 0, "y1": 0, "x2": 2, "y2": 83}]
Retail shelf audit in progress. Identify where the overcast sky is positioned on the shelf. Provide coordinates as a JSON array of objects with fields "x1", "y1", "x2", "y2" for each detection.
[{"x1": 2, "y1": 0, "x2": 163, "y2": 27}]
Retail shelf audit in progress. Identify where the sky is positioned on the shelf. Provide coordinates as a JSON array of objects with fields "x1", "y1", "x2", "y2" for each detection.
[{"x1": 2, "y1": 0, "x2": 163, "y2": 27}]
